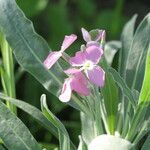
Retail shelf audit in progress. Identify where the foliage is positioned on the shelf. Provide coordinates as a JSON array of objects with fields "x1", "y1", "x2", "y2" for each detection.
[{"x1": 0, "y1": 0, "x2": 149, "y2": 150}]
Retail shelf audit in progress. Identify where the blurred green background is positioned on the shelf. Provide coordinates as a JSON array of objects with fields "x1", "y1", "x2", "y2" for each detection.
[{"x1": 2, "y1": 0, "x2": 150, "y2": 149}]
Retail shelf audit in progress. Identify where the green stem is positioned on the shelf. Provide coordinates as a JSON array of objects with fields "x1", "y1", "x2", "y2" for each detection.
[
  {"x1": 72, "y1": 94, "x2": 92, "y2": 118},
  {"x1": 121, "y1": 103, "x2": 131, "y2": 138},
  {"x1": 116, "y1": 99, "x2": 124, "y2": 134},
  {"x1": 100, "y1": 99, "x2": 110, "y2": 134},
  {"x1": 0, "y1": 33, "x2": 16, "y2": 114},
  {"x1": 93, "y1": 86, "x2": 104, "y2": 135}
]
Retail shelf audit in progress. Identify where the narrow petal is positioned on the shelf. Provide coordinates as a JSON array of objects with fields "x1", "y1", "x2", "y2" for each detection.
[
  {"x1": 43, "y1": 51, "x2": 62, "y2": 69},
  {"x1": 87, "y1": 66, "x2": 105, "y2": 87},
  {"x1": 71, "y1": 72, "x2": 90, "y2": 96},
  {"x1": 61, "y1": 34, "x2": 77, "y2": 51},
  {"x1": 59, "y1": 78, "x2": 72, "y2": 102},
  {"x1": 85, "y1": 45, "x2": 103, "y2": 64},
  {"x1": 81, "y1": 28, "x2": 91, "y2": 42},
  {"x1": 69, "y1": 51, "x2": 86, "y2": 66}
]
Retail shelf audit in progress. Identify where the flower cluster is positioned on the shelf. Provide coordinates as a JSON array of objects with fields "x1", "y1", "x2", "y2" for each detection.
[{"x1": 44, "y1": 28, "x2": 105, "y2": 102}]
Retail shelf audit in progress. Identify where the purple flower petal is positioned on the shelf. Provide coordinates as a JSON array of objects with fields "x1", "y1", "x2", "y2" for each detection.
[
  {"x1": 43, "y1": 51, "x2": 62, "y2": 69},
  {"x1": 81, "y1": 28, "x2": 91, "y2": 42},
  {"x1": 69, "y1": 51, "x2": 86, "y2": 66},
  {"x1": 61, "y1": 34, "x2": 77, "y2": 51},
  {"x1": 71, "y1": 72, "x2": 90, "y2": 96},
  {"x1": 59, "y1": 78, "x2": 72, "y2": 102},
  {"x1": 85, "y1": 45, "x2": 103, "y2": 64},
  {"x1": 87, "y1": 66, "x2": 105, "y2": 87}
]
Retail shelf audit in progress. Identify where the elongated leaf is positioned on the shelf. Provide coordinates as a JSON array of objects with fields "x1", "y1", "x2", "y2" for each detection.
[
  {"x1": 139, "y1": 46, "x2": 150, "y2": 104},
  {"x1": 126, "y1": 13, "x2": 150, "y2": 90},
  {"x1": 101, "y1": 60, "x2": 119, "y2": 134},
  {"x1": 119, "y1": 14, "x2": 137, "y2": 77},
  {"x1": 41, "y1": 94, "x2": 76, "y2": 150},
  {"x1": 0, "y1": 0, "x2": 88, "y2": 114},
  {"x1": 134, "y1": 118, "x2": 150, "y2": 144},
  {"x1": 0, "y1": 93, "x2": 76, "y2": 150},
  {"x1": 80, "y1": 112, "x2": 97, "y2": 145},
  {"x1": 0, "y1": 0, "x2": 63, "y2": 95},
  {"x1": 0, "y1": 101, "x2": 42, "y2": 150},
  {"x1": 110, "y1": 68, "x2": 136, "y2": 108},
  {"x1": 142, "y1": 135, "x2": 150, "y2": 150},
  {"x1": 78, "y1": 135, "x2": 88, "y2": 150},
  {"x1": 126, "y1": 104, "x2": 149, "y2": 141},
  {"x1": 105, "y1": 41, "x2": 121, "y2": 65},
  {"x1": 0, "y1": 92, "x2": 58, "y2": 137}
]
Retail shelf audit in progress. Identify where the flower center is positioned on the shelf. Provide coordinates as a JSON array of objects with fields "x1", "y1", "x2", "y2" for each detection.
[{"x1": 83, "y1": 60, "x2": 94, "y2": 70}]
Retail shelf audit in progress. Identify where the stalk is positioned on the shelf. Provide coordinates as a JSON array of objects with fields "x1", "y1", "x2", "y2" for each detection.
[
  {"x1": 93, "y1": 86, "x2": 104, "y2": 135},
  {"x1": 0, "y1": 33, "x2": 16, "y2": 114}
]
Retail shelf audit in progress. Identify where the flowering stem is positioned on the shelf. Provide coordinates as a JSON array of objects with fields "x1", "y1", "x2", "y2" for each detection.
[
  {"x1": 116, "y1": 102, "x2": 124, "y2": 135},
  {"x1": 72, "y1": 94, "x2": 92, "y2": 118},
  {"x1": 100, "y1": 99, "x2": 110, "y2": 134}
]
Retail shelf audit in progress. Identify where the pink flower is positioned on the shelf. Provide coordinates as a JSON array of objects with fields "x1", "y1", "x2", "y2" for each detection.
[
  {"x1": 70, "y1": 45, "x2": 105, "y2": 87},
  {"x1": 44, "y1": 34, "x2": 77, "y2": 69},
  {"x1": 59, "y1": 69, "x2": 90, "y2": 102},
  {"x1": 81, "y1": 28, "x2": 105, "y2": 48}
]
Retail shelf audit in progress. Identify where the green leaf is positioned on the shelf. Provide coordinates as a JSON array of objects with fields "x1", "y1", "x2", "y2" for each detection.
[
  {"x1": 101, "y1": 60, "x2": 119, "y2": 134},
  {"x1": 0, "y1": 101, "x2": 42, "y2": 150},
  {"x1": 134, "y1": 118, "x2": 150, "y2": 144},
  {"x1": 105, "y1": 41, "x2": 121, "y2": 65},
  {"x1": 125, "y1": 13, "x2": 150, "y2": 90},
  {"x1": 0, "y1": 0, "x2": 63, "y2": 96},
  {"x1": 80, "y1": 112, "x2": 97, "y2": 145},
  {"x1": 126, "y1": 104, "x2": 149, "y2": 142},
  {"x1": 41, "y1": 94, "x2": 76, "y2": 150},
  {"x1": 119, "y1": 14, "x2": 137, "y2": 77},
  {"x1": 142, "y1": 135, "x2": 150, "y2": 150},
  {"x1": 0, "y1": 0, "x2": 88, "y2": 114},
  {"x1": 39, "y1": 142, "x2": 58, "y2": 150},
  {"x1": 0, "y1": 92, "x2": 58, "y2": 138},
  {"x1": 139, "y1": 46, "x2": 150, "y2": 104},
  {"x1": 110, "y1": 67, "x2": 136, "y2": 108},
  {"x1": 0, "y1": 93, "x2": 76, "y2": 150},
  {"x1": 77, "y1": 135, "x2": 88, "y2": 150}
]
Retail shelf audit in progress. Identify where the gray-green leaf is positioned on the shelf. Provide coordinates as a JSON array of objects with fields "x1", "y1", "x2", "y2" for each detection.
[
  {"x1": 0, "y1": 101, "x2": 42, "y2": 150},
  {"x1": 119, "y1": 14, "x2": 137, "y2": 77},
  {"x1": 141, "y1": 135, "x2": 150, "y2": 150},
  {"x1": 0, "y1": 0, "x2": 89, "y2": 114},
  {"x1": 41, "y1": 94, "x2": 76, "y2": 150},
  {"x1": 126, "y1": 13, "x2": 150, "y2": 90}
]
